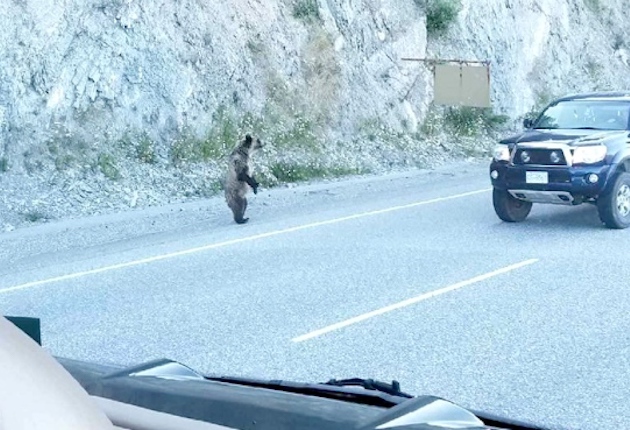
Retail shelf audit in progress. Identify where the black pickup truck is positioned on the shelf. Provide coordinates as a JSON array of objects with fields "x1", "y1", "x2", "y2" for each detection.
[{"x1": 490, "y1": 91, "x2": 630, "y2": 229}]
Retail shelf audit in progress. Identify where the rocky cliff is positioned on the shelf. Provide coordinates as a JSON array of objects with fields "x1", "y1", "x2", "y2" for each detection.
[
  {"x1": 1, "y1": 0, "x2": 629, "y2": 230},
  {"x1": 0, "y1": 0, "x2": 430, "y2": 161},
  {"x1": 428, "y1": 0, "x2": 630, "y2": 115}
]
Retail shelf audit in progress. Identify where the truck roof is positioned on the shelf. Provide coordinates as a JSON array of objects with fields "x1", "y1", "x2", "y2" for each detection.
[{"x1": 556, "y1": 91, "x2": 630, "y2": 102}]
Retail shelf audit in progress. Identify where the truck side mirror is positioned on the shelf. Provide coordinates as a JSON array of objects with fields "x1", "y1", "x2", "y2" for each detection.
[{"x1": 523, "y1": 118, "x2": 534, "y2": 129}]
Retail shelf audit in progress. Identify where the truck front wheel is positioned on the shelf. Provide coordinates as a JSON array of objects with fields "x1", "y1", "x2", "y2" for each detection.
[
  {"x1": 597, "y1": 172, "x2": 630, "y2": 229},
  {"x1": 492, "y1": 188, "x2": 532, "y2": 222}
]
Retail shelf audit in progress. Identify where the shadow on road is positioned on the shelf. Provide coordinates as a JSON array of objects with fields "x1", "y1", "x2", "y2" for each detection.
[{"x1": 492, "y1": 204, "x2": 613, "y2": 231}]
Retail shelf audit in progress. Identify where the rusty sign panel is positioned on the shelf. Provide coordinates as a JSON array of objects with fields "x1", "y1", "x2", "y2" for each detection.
[{"x1": 433, "y1": 63, "x2": 491, "y2": 108}]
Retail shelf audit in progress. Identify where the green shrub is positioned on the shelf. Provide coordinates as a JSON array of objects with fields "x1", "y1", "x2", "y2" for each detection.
[
  {"x1": 54, "y1": 154, "x2": 75, "y2": 171},
  {"x1": 293, "y1": 0, "x2": 321, "y2": 24},
  {"x1": 270, "y1": 162, "x2": 360, "y2": 183},
  {"x1": 23, "y1": 210, "x2": 47, "y2": 223},
  {"x1": 584, "y1": 0, "x2": 601, "y2": 13},
  {"x1": 135, "y1": 134, "x2": 157, "y2": 164},
  {"x1": 444, "y1": 106, "x2": 509, "y2": 136},
  {"x1": 169, "y1": 106, "x2": 241, "y2": 164},
  {"x1": 117, "y1": 131, "x2": 158, "y2": 164},
  {"x1": 424, "y1": 0, "x2": 461, "y2": 36},
  {"x1": 95, "y1": 153, "x2": 121, "y2": 180},
  {"x1": 272, "y1": 116, "x2": 320, "y2": 151}
]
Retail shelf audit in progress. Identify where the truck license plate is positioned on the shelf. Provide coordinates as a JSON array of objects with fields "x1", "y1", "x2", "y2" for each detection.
[{"x1": 526, "y1": 171, "x2": 548, "y2": 184}]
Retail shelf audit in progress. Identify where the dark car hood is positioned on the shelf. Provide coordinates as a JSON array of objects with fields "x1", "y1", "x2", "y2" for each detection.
[
  {"x1": 500, "y1": 128, "x2": 628, "y2": 147},
  {"x1": 56, "y1": 356, "x2": 548, "y2": 430},
  {"x1": 5, "y1": 316, "x2": 551, "y2": 430}
]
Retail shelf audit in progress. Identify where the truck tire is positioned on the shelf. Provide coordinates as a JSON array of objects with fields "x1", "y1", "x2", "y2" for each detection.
[
  {"x1": 492, "y1": 188, "x2": 532, "y2": 222},
  {"x1": 597, "y1": 172, "x2": 630, "y2": 229}
]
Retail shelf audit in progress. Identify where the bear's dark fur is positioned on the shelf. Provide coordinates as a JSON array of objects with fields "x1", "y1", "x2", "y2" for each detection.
[{"x1": 224, "y1": 134, "x2": 263, "y2": 224}]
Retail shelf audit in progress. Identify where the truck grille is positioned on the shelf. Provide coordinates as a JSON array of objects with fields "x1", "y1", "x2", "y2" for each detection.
[{"x1": 513, "y1": 148, "x2": 569, "y2": 166}]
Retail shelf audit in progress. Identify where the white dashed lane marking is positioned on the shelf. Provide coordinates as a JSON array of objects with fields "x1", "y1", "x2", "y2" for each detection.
[{"x1": 291, "y1": 258, "x2": 539, "y2": 342}]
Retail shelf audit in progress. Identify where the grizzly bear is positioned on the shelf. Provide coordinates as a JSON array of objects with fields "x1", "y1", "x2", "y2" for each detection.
[{"x1": 224, "y1": 134, "x2": 263, "y2": 224}]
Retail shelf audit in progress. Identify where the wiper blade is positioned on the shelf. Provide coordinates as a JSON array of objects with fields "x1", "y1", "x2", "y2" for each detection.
[
  {"x1": 204, "y1": 375, "x2": 411, "y2": 407},
  {"x1": 322, "y1": 378, "x2": 413, "y2": 398},
  {"x1": 196, "y1": 369, "x2": 548, "y2": 429}
]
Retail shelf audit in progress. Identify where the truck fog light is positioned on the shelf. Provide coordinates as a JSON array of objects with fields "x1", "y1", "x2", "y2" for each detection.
[
  {"x1": 587, "y1": 173, "x2": 599, "y2": 184},
  {"x1": 550, "y1": 151, "x2": 561, "y2": 163},
  {"x1": 520, "y1": 151, "x2": 531, "y2": 163},
  {"x1": 491, "y1": 170, "x2": 499, "y2": 179}
]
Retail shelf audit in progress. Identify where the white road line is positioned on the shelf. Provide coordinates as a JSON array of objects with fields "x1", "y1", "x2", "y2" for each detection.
[
  {"x1": 291, "y1": 258, "x2": 539, "y2": 343},
  {"x1": 0, "y1": 187, "x2": 491, "y2": 295}
]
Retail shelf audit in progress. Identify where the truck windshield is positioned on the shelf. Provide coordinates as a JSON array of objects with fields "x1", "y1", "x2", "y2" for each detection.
[{"x1": 534, "y1": 99, "x2": 630, "y2": 130}]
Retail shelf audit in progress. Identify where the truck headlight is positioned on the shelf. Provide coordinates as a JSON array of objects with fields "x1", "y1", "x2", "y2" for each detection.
[
  {"x1": 493, "y1": 144, "x2": 511, "y2": 162},
  {"x1": 572, "y1": 146, "x2": 607, "y2": 164}
]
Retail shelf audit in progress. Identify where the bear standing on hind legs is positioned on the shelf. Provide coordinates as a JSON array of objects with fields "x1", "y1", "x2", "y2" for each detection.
[{"x1": 224, "y1": 134, "x2": 263, "y2": 224}]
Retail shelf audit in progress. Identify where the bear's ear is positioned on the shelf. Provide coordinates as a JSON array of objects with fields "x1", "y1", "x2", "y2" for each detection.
[{"x1": 245, "y1": 134, "x2": 252, "y2": 144}]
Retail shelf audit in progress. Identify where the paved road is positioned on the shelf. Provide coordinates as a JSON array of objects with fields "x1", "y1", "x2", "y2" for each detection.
[{"x1": 1, "y1": 160, "x2": 629, "y2": 430}]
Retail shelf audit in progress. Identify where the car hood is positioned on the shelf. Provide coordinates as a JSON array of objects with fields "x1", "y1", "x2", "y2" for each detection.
[
  {"x1": 57, "y1": 356, "x2": 548, "y2": 430},
  {"x1": 500, "y1": 128, "x2": 628, "y2": 147}
]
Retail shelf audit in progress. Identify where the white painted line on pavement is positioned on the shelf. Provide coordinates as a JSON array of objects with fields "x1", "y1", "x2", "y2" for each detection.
[
  {"x1": 291, "y1": 258, "x2": 539, "y2": 342},
  {"x1": 0, "y1": 187, "x2": 491, "y2": 295}
]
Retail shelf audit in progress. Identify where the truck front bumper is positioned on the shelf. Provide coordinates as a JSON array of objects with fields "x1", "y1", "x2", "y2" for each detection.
[{"x1": 489, "y1": 160, "x2": 614, "y2": 205}]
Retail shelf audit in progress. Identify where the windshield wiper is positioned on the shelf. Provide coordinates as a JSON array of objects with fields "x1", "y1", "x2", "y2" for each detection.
[
  {"x1": 322, "y1": 378, "x2": 413, "y2": 398},
  {"x1": 204, "y1": 375, "x2": 411, "y2": 407}
]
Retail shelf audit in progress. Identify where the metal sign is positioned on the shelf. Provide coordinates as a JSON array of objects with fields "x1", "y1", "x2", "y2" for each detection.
[{"x1": 402, "y1": 58, "x2": 491, "y2": 108}]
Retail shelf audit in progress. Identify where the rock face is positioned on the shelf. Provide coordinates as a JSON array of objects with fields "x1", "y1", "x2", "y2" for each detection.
[
  {"x1": 428, "y1": 0, "x2": 630, "y2": 116},
  {"x1": 0, "y1": 0, "x2": 429, "y2": 162},
  {"x1": 1, "y1": 0, "x2": 629, "y2": 153},
  {"x1": 1, "y1": 0, "x2": 629, "y2": 229}
]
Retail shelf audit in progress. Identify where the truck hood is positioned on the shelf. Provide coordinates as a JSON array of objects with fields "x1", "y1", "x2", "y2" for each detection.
[{"x1": 500, "y1": 128, "x2": 629, "y2": 147}]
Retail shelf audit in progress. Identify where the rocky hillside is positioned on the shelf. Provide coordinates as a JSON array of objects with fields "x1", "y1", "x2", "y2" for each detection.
[
  {"x1": 1, "y1": 0, "x2": 629, "y2": 231},
  {"x1": 428, "y1": 0, "x2": 630, "y2": 114}
]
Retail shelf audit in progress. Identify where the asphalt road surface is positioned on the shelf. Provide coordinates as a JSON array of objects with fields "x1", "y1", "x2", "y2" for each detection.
[{"x1": 1, "y1": 159, "x2": 629, "y2": 430}]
